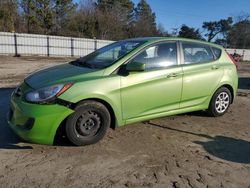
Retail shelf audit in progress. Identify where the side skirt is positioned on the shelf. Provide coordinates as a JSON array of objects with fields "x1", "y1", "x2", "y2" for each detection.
[{"x1": 124, "y1": 104, "x2": 208, "y2": 125}]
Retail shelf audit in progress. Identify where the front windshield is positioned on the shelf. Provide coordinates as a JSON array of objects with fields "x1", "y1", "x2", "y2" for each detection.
[{"x1": 71, "y1": 40, "x2": 145, "y2": 69}]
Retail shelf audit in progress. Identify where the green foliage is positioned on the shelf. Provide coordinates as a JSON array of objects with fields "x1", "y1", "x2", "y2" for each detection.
[
  {"x1": 0, "y1": 0, "x2": 18, "y2": 32},
  {"x1": 214, "y1": 38, "x2": 227, "y2": 47},
  {"x1": 52, "y1": 0, "x2": 77, "y2": 35},
  {"x1": 20, "y1": 0, "x2": 76, "y2": 34},
  {"x1": 35, "y1": 0, "x2": 54, "y2": 34},
  {"x1": 227, "y1": 19, "x2": 250, "y2": 49},
  {"x1": 66, "y1": 3, "x2": 98, "y2": 38},
  {"x1": 20, "y1": 0, "x2": 39, "y2": 33},
  {"x1": 157, "y1": 23, "x2": 171, "y2": 37},
  {"x1": 95, "y1": 0, "x2": 135, "y2": 40},
  {"x1": 202, "y1": 17, "x2": 233, "y2": 42},
  {"x1": 178, "y1": 25, "x2": 203, "y2": 40},
  {"x1": 131, "y1": 0, "x2": 157, "y2": 37}
]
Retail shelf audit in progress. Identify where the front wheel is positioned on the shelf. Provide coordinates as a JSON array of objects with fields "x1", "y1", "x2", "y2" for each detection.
[
  {"x1": 65, "y1": 101, "x2": 111, "y2": 146},
  {"x1": 207, "y1": 87, "x2": 232, "y2": 117}
]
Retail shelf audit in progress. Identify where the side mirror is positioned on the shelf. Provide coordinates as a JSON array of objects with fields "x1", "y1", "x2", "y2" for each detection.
[{"x1": 126, "y1": 61, "x2": 145, "y2": 72}]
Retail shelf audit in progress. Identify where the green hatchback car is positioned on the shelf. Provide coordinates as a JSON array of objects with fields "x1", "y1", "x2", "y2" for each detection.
[{"x1": 8, "y1": 37, "x2": 238, "y2": 146}]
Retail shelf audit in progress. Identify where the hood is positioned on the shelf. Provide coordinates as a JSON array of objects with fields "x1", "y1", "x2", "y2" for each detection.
[{"x1": 25, "y1": 63, "x2": 104, "y2": 89}]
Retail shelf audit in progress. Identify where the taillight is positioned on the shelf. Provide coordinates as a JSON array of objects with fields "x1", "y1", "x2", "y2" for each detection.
[{"x1": 226, "y1": 52, "x2": 238, "y2": 70}]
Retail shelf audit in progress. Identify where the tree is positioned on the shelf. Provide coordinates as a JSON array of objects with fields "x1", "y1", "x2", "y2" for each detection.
[
  {"x1": 95, "y1": 0, "x2": 134, "y2": 23},
  {"x1": 178, "y1": 24, "x2": 203, "y2": 40},
  {"x1": 52, "y1": 0, "x2": 77, "y2": 35},
  {"x1": 35, "y1": 0, "x2": 54, "y2": 34},
  {"x1": 157, "y1": 23, "x2": 171, "y2": 37},
  {"x1": 202, "y1": 17, "x2": 233, "y2": 42},
  {"x1": 131, "y1": 0, "x2": 157, "y2": 37},
  {"x1": 95, "y1": 0, "x2": 113, "y2": 11},
  {"x1": 214, "y1": 38, "x2": 228, "y2": 47},
  {"x1": 20, "y1": 0, "x2": 39, "y2": 33},
  {"x1": 227, "y1": 19, "x2": 250, "y2": 49},
  {"x1": 95, "y1": 0, "x2": 135, "y2": 40},
  {"x1": 67, "y1": 0, "x2": 98, "y2": 38},
  {"x1": 0, "y1": 0, "x2": 18, "y2": 32},
  {"x1": 0, "y1": 0, "x2": 165, "y2": 40}
]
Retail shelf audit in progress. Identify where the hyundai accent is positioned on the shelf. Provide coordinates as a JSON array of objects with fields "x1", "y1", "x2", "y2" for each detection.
[{"x1": 8, "y1": 38, "x2": 238, "y2": 146}]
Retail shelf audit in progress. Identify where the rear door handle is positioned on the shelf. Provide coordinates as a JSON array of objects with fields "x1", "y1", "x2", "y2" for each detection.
[
  {"x1": 167, "y1": 73, "x2": 178, "y2": 78},
  {"x1": 211, "y1": 65, "x2": 220, "y2": 70}
]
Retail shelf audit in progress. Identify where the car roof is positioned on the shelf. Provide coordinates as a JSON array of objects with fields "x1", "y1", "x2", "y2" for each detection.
[{"x1": 123, "y1": 37, "x2": 223, "y2": 49}]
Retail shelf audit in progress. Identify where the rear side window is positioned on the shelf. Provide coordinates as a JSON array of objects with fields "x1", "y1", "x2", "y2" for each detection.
[
  {"x1": 182, "y1": 42, "x2": 215, "y2": 64},
  {"x1": 212, "y1": 47, "x2": 222, "y2": 60}
]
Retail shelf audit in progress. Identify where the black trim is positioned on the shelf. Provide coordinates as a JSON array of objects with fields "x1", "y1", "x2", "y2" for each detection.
[
  {"x1": 55, "y1": 98, "x2": 74, "y2": 109},
  {"x1": 17, "y1": 118, "x2": 35, "y2": 131},
  {"x1": 23, "y1": 95, "x2": 74, "y2": 109},
  {"x1": 211, "y1": 47, "x2": 222, "y2": 60}
]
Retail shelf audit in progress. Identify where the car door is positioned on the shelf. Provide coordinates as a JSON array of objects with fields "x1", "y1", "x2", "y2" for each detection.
[
  {"x1": 180, "y1": 42, "x2": 224, "y2": 108},
  {"x1": 120, "y1": 41, "x2": 183, "y2": 120}
]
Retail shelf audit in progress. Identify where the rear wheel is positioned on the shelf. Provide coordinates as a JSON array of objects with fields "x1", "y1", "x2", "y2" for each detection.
[
  {"x1": 65, "y1": 101, "x2": 111, "y2": 146},
  {"x1": 207, "y1": 87, "x2": 232, "y2": 117}
]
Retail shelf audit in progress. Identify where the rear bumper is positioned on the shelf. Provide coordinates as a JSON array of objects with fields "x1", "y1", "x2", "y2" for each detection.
[{"x1": 8, "y1": 93, "x2": 74, "y2": 145}]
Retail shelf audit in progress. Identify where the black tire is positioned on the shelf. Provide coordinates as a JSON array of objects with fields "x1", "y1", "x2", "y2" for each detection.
[
  {"x1": 65, "y1": 100, "x2": 111, "y2": 146},
  {"x1": 207, "y1": 87, "x2": 232, "y2": 117}
]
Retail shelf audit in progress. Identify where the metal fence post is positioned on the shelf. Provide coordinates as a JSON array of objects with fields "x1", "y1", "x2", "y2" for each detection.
[
  {"x1": 94, "y1": 37, "x2": 97, "y2": 51},
  {"x1": 13, "y1": 33, "x2": 19, "y2": 57},
  {"x1": 71, "y1": 38, "x2": 74, "y2": 57},
  {"x1": 47, "y1": 36, "x2": 50, "y2": 57}
]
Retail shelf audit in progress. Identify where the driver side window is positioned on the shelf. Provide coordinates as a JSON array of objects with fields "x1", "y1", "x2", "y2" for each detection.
[{"x1": 130, "y1": 42, "x2": 178, "y2": 70}]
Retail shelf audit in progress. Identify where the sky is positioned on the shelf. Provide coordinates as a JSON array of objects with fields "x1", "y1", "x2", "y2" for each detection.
[
  {"x1": 76, "y1": 0, "x2": 250, "y2": 33},
  {"x1": 131, "y1": 0, "x2": 250, "y2": 32}
]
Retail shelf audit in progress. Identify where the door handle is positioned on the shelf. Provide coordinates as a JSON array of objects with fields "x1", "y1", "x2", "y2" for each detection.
[
  {"x1": 211, "y1": 65, "x2": 220, "y2": 70},
  {"x1": 167, "y1": 73, "x2": 178, "y2": 78}
]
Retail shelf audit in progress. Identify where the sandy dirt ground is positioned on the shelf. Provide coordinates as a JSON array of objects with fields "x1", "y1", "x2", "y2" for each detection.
[{"x1": 0, "y1": 56, "x2": 250, "y2": 188}]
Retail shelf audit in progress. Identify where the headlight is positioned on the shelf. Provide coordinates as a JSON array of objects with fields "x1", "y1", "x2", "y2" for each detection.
[{"x1": 26, "y1": 83, "x2": 73, "y2": 103}]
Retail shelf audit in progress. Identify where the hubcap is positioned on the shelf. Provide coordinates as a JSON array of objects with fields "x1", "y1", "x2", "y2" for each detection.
[
  {"x1": 215, "y1": 92, "x2": 230, "y2": 113},
  {"x1": 75, "y1": 111, "x2": 101, "y2": 137}
]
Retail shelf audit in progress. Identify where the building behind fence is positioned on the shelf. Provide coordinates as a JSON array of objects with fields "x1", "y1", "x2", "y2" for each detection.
[
  {"x1": 0, "y1": 32, "x2": 250, "y2": 61},
  {"x1": 0, "y1": 32, "x2": 113, "y2": 57}
]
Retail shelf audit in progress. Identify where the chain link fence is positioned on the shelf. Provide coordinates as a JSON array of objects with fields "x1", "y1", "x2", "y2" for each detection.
[{"x1": 0, "y1": 32, "x2": 113, "y2": 57}]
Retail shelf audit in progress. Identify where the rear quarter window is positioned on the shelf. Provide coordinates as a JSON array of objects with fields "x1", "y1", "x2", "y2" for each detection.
[
  {"x1": 212, "y1": 47, "x2": 222, "y2": 60},
  {"x1": 182, "y1": 42, "x2": 215, "y2": 64}
]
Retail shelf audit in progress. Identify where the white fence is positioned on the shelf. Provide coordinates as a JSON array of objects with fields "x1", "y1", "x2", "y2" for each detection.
[
  {"x1": 0, "y1": 32, "x2": 250, "y2": 61},
  {"x1": 0, "y1": 32, "x2": 113, "y2": 57}
]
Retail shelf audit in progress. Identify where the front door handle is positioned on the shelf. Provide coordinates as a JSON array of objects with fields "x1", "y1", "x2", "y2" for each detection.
[{"x1": 211, "y1": 65, "x2": 220, "y2": 70}]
